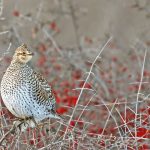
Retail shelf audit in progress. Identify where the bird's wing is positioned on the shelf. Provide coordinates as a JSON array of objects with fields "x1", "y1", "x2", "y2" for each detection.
[{"x1": 32, "y1": 71, "x2": 56, "y2": 110}]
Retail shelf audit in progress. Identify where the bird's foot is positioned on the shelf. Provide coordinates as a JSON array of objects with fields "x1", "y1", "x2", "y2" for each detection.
[
  {"x1": 13, "y1": 117, "x2": 38, "y2": 133},
  {"x1": 13, "y1": 120, "x2": 28, "y2": 133},
  {"x1": 28, "y1": 116, "x2": 40, "y2": 130}
]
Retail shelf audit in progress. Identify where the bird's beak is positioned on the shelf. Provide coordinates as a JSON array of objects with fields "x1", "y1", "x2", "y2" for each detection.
[{"x1": 28, "y1": 52, "x2": 34, "y2": 56}]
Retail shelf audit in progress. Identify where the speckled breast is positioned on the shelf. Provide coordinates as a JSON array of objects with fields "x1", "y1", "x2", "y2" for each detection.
[{"x1": 1, "y1": 66, "x2": 33, "y2": 118}]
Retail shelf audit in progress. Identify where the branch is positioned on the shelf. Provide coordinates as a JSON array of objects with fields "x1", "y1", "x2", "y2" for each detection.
[
  {"x1": 0, "y1": 123, "x2": 16, "y2": 146},
  {"x1": 59, "y1": 36, "x2": 113, "y2": 150}
]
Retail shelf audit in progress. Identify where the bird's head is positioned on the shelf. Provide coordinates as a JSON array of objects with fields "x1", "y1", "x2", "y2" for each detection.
[{"x1": 13, "y1": 44, "x2": 34, "y2": 64}]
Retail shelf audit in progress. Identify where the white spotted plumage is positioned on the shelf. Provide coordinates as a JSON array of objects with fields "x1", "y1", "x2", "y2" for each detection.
[{"x1": 1, "y1": 44, "x2": 60, "y2": 125}]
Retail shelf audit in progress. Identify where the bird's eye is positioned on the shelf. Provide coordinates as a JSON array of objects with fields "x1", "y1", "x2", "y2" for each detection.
[{"x1": 22, "y1": 52, "x2": 26, "y2": 55}]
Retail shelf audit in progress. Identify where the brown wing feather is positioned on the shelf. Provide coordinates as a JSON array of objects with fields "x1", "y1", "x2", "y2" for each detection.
[{"x1": 32, "y1": 71, "x2": 56, "y2": 109}]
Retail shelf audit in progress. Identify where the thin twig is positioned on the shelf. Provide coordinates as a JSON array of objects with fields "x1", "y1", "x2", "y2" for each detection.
[
  {"x1": 134, "y1": 48, "x2": 147, "y2": 147},
  {"x1": 0, "y1": 42, "x2": 12, "y2": 62},
  {"x1": 0, "y1": 123, "x2": 16, "y2": 145},
  {"x1": 69, "y1": 1, "x2": 81, "y2": 51},
  {"x1": 59, "y1": 36, "x2": 112, "y2": 150}
]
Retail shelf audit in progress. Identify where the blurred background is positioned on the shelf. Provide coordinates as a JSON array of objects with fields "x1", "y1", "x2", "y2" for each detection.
[
  {"x1": 0, "y1": 0, "x2": 150, "y2": 149},
  {"x1": 1, "y1": 0, "x2": 150, "y2": 48}
]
